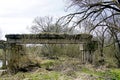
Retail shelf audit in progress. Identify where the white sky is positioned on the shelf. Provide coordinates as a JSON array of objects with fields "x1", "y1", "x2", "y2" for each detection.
[{"x1": 0, "y1": 0, "x2": 69, "y2": 39}]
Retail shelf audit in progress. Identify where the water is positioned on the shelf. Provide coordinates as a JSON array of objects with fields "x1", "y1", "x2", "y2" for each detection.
[{"x1": 0, "y1": 60, "x2": 2, "y2": 68}]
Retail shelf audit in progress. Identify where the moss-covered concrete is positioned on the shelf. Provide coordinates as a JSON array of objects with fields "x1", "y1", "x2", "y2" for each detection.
[{"x1": 5, "y1": 33, "x2": 92, "y2": 40}]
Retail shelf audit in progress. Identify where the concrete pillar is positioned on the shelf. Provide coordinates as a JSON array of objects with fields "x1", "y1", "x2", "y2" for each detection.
[
  {"x1": 80, "y1": 44, "x2": 86, "y2": 64},
  {"x1": 2, "y1": 48, "x2": 7, "y2": 69},
  {"x1": 80, "y1": 43, "x2": 94, "y2": 64},
  {"x1": 7, "y1": 43, "x2": 23, "y2": 73}
]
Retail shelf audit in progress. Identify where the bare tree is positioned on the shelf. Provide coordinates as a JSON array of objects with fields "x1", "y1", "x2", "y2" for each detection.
[
  {"x1": 30, "y1": 16, "x2": 75, "y2": 58},
  {"x1": 31, "y1": 16, "x2": 72, "y2": 34},
  {"x1": 60, "y1": 0, "x2": 120, "y2": 30},
  {"x1": 58, "y1": 0, "x2": 120, "y2": 66}
]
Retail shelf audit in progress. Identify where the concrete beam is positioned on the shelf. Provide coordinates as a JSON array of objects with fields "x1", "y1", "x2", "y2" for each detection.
[{"x1": 5, "y1": 33, "x2": 92, "y2": 44}]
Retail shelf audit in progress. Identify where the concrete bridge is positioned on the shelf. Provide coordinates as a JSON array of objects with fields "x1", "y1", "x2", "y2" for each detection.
[
  {"x1": 5, "y1": 33, "x2": 92, "y2": 44},
  {"x1": 0, "y1": 33, "x2": 98, "y2": 73}
]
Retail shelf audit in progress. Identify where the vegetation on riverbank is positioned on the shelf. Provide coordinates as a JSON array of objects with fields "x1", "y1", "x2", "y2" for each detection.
[{"x1": 1, "y1": 56, "x2": 120, "y2": 80}]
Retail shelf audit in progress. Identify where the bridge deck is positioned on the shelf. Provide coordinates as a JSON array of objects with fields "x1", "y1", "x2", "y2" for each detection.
[{"x1": 5, "y1": 33, "x2": 92, "y2": 44}]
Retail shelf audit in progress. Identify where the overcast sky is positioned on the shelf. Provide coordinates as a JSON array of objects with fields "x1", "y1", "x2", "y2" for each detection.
[{"x1": 0, "y1": 0, "x2": 69, "y2": 39}]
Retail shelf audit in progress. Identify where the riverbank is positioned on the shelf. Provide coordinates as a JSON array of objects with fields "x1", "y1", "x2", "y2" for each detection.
[
  {"x1": 1, "y1": 66, "x2": 120, "y2": 80},
  {"x1": 0, "y1": 57, "x2": 120, "y2": 80}
]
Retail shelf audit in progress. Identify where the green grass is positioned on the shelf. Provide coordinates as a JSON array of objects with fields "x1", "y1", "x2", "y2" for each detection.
[
  {"x1": 1, "y1": 56, "x2": 120, "y2": 80},
  {"x1": 26, "y1": 71, "x2": 61, "y2": 80},
  {"x1": 40, "y1": 60, "x2": 57, "y2": 69},
  {"x1": 1, "y1": 66, "x2": 120, "y2": 80},
  {"x1": 108, "y1": 69, "x2": 120, "y2": 80},
  {"x1": 0, "y1": 70, "x2": 73, "y2": 80},
  {"x1": 95, "y1": 69, "x2": 120, "y2": 80},
  {"x1": 81, "y1": 67, "x2": 120, "y2": 80}
]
